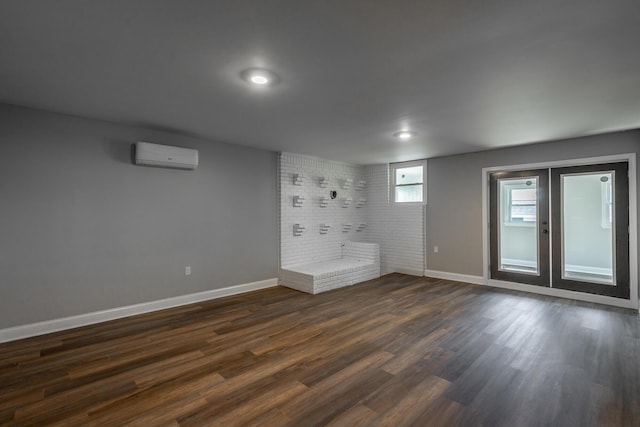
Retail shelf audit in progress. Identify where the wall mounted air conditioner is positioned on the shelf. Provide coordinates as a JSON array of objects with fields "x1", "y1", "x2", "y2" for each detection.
[{"x1": 134, "y1": 142, "x2": 198, "y2": 170}]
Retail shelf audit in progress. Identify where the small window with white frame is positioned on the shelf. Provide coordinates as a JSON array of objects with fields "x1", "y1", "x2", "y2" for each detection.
[
  {"x1": 391, "y1": 160, "x2": 426, "y2": 203},
  {"x1": 501, "y1": 179, "x2": 537, "y2": 226},
  {"x1": 601, "y1": 174, "x2": 613, "y2": 229}
]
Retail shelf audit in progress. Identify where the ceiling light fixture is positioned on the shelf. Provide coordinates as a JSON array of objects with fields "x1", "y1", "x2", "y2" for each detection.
[
  {"x1": 393, "y1": 130, "x2": 417, "y2": 141},
  {"x1": 250, "y1": 75, "x2": 269, "y2": 85},
  {"x1": 241, "y1": 68, "x2": 278, "y2": 86}
]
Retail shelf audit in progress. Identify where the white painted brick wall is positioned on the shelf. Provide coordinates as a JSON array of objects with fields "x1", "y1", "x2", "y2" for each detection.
[
  {"x1": 365, "y1": 164, "x2": 425, "y2": 275},
  {"x1": 279, "y1": 153, "x2": 370, "y2": 267},
  {"x1": 280, "y1": 264, "x2": 379, "y2": 294},
  {"x1": 342, "y1": 241, "x2": 380, "y2": 263},
  {"x1": 278, "y1": 153, "x2": 425, "y2": 276}
]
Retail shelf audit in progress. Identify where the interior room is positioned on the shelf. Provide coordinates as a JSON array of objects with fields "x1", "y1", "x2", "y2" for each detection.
[{"x1": 1, "y1": 1, "x2": 639, "y2": 425}]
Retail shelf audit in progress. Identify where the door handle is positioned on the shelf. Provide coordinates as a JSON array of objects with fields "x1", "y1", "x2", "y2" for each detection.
[{"x1": 542, "y1": 229, "x2": 548, "y2": 234}]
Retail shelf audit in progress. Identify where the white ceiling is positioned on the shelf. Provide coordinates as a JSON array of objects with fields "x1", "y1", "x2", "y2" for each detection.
[{"x1": 1, "y1": 0, "x2": 639, "y2": 164}]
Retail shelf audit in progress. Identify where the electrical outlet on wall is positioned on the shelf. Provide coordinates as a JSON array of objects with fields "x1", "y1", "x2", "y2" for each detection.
[
  {"x1": 433, "y1": 246, "x2": 439, "y2": 253},
  {"x1": 185, "y1": 266, "x2": 191, "y2": 276}
]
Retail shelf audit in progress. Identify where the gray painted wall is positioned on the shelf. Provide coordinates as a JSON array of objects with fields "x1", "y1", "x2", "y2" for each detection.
[
  {"x1": 0, "y1": 104, "x2": 278, "y2": 329},
  {"x1": 426, "y1": 130, "x2": 640, "y2": 277}
]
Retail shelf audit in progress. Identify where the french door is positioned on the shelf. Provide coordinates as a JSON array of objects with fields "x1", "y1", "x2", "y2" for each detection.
[
  {"x1": 489, "y1": 162, "x2": 630, "y2": 299},
  {"x1": 490, "y1": 169, "x2": 550, "y2": 286}
]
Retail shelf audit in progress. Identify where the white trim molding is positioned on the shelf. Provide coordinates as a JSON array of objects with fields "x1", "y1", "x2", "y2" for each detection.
[
  {"x1": 385, "y1": 266, "x2": 425, "y2": 277},
  {"x1": 0, "y1": 278, "x2": 279, "y2": 343},
  {"x1": 424, "y1": 269, "x2": 637, "y2": 309},
  {"x1": 486, "y1": 279, "x2": 637, "y2": 310},
  {"x1": 424, "y1": 269, "x2": 485, "y2": 285},
  {"x1": 394, "y1": 267, "x2": 425, "y2": 277}
]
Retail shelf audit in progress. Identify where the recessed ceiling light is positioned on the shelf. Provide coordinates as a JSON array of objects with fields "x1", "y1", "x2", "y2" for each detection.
[
  {"x1": 250, "y1": 75, "x2": 269, "y2": 85},
  {"x1": 393, "y1": 131, "x2": 417, "y2": 140},
  {"x1": 241, "y1": 68, "x2": 278, "y2": 86}
]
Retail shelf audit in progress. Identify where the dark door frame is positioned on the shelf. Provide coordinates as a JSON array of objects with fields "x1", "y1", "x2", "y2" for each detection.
[
  {"x1": 481, "y1": 154, "x2": 638, "y2": 310},
  {"x1": 489, "y1": 169, "x2": 550, "y2": 287},
  {"x1": 550, "y1": 162, "x2": 630, "y2": 299}
]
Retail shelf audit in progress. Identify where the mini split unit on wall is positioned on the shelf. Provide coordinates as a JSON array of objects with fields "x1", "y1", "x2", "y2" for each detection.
[{"x1": 134, "y1": 142, "x2": 199, "y2": 170}]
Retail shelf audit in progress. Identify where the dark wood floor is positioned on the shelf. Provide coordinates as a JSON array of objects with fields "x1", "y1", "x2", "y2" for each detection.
[{"x1": 1, "y1": 274, "x2": 640, "y2": 426}]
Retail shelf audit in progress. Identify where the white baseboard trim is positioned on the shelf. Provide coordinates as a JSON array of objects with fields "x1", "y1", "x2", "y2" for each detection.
[
  {"x1": 423, "y1": 269, "x2": 486, "y2": 285},
  {"x1": 390, "y1": 267, "x2": 425, "y2": 277},
  {"x1": 486, "y1": 279, "x2": 637, "y2": 310},
  {"x1": 0, "y1": 278, "x2": 279, "y2": 343},
  {"x1": 422, "y1": 269, "x2": 637, "y2": 310}
]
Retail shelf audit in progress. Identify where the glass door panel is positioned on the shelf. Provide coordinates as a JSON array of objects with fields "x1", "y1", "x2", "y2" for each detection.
[
  {"x1": 490, "y1": 169, "x2": 550, "y2": 287},
  {"x1": 498, "y1": 177, "x2": 539, "y2": 274},
  {"x1": 551, "y1": 163, "x2": 629, "y2": 299},
  {"x1": 561, "y1": 172, "x2": 614, "y2": 285}
]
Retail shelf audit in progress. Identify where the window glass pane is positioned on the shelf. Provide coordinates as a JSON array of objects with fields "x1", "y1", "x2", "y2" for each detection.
[
  {"x1": 395, "y1": 166, "x2": 423, "y2": 185},
  {"x1": 562, "y1": 172, "x2": 614, "y2": 285},
  {"x1": 510, "y1": 188, "x2": 537, "y2": 222},
  {"x1": 601, "y1": 180, "x2": 613, "y2": 228},
  {"x1": 395, "y1": 184, "x2": 423, "y2": 202},
  {"x1": 498, "y1": 177, "x2": 538, "y2": 274}
]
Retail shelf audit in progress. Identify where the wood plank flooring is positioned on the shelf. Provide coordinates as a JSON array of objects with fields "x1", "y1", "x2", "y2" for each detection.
[{"x1": 1, "y1": 273, "x2": 640, "y2": 426}]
